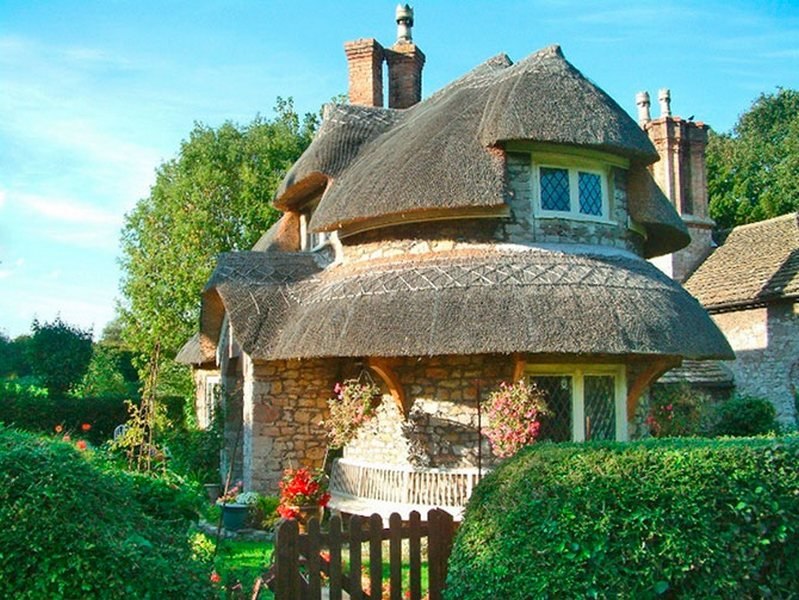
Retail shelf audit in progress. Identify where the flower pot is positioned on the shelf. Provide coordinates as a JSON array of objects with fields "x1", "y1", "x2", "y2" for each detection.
[
  {"x1": 221, "y1": 503, "x2": 248, "y2": 531},
  {"x1": 294, "y1": 504, "x2": 324, "y2": 533},
  {"x1": 204, "y1": 483, "x2": 221, "y2": 504}
]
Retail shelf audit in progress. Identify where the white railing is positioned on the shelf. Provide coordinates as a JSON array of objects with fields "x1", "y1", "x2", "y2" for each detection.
[{"x1": 329, "y1": 458, "x2": 487, "y2": 515}]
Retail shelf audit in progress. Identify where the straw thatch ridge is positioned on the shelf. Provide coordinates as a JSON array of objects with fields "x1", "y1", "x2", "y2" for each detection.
[
  {"x1": 202, "y1": 247, "x2": 733, "y2": 362},
  {"x1": 686, "y1": 212, "x2": 799, "y2": 311},
  {"x1": 274, "y1": 46, "x2": 671, "y2": 245}
]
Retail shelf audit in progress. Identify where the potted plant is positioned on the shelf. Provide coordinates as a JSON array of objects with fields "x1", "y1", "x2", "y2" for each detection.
[
  {"x1": 484, "y1": 380, "x2": 550, "y2": 458},
  {"x1": 324, "y1": 378, "x2": 382, "y2": 448},
  {"x1": 277, "y1": 468, "x2": 330, "y2": 532},
  {"x1": 217, "y1": 482, "x2": 248, "y2": 531}
]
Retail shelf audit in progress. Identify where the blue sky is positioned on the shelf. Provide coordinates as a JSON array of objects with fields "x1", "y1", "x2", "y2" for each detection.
[{"x1": 1, "y1": 0, "x2": 797, "y2": 339}]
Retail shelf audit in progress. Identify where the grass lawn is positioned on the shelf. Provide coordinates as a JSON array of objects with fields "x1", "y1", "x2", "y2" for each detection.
[{"x1": 209, "y1": 534, "x2": 429, "y2": 598}]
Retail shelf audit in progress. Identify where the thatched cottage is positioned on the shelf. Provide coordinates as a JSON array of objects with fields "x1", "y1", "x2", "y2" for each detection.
[{"x1": 179, "y1": 9, "x2": 732, "y2": 515}]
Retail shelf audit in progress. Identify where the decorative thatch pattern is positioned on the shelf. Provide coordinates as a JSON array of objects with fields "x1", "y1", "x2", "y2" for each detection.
[
  {"x1": 273, "y1": 46, "x2": 684, "y2": 252},
  {"x1": 203, "y1": 247, "x2": 733, "y2": 362},
  {"x1": 686, "y1": 213, "x2": 799, "y2": 310},
  {"x1": 657, "y1": 360, "x2": 735, "y2": 388}
]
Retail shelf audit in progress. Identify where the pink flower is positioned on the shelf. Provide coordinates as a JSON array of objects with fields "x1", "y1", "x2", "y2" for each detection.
[
  {"x1": 210, "y1": 571, "x2": 221, "y2": 584},
  {"x1": 76, "y1": 440, "x2": 87, "y2": 451}
]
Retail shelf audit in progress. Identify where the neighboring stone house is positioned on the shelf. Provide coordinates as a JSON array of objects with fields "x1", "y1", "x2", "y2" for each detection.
[
  {"x1": 179, "y1": 9, "x2": 731, "y2": 514},
  {"x1": 684, "y1": 214, "x2": 799, "y2": 424}
]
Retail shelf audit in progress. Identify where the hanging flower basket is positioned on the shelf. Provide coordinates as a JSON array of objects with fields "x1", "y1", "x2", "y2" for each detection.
[
  {"x1": 323, "y1": 376, "x2": 382, "y2": 448},
  {"x1": 484, "y1": 380, "x2": 550, "y2": 458}
]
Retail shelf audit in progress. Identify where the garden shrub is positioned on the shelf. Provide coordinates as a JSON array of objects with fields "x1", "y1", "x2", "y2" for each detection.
[
  {"x1": 712, "y1": 394, "x2": 778, "y2": 437},
  {"x1": 645, "y1": 384, "x2": 707, "y2": 437},
  {"x1": 161, "y1": 420, "x2": 223, "y2": 484},
  {"x1": 0, "y1": 381, "x2": 129, "y2": 444},
  {"x1": 446, "y1": 437, "x2": 799, "y2": 599},
  {"x1": 0, "y1": 426, "x2": 213, "y2": 598}
]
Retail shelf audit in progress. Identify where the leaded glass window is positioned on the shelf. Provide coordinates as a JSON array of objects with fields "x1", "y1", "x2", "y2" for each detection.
[
  {"x1": 584, "y1": 375, "x2": 615, "y2": 440},
  {"x1": 578, "y1": 171, "x2": 603, "y2": 216},
  {"x1": 536, "y1": 162, "x2": 608, "y2": 220},
  {"x1": 526, "y1": 366, "x2": 625, "y2": 443},
  {"x1": 531, "y1": 375, "x2": 572, "y2": 442},
  {"x1": 540, "y1": 167, "x2": 571, "y2": 212}
]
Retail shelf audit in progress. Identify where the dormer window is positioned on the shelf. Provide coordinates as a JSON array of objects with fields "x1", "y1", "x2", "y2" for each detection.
[{"x1": 532, "y1": 155, "x2": 612, "y2": 222}]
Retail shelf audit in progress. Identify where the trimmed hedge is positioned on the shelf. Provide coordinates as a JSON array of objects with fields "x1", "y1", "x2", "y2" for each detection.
[
  {"x1": 446, "y1": 437, "x2": 799, "y2": 599},
  {"x1": 0, "y1": 426, "x2": 213, "y2": 598},
  {"x1": 0, "y1": 382, "x2": 129, "y2": 444}
]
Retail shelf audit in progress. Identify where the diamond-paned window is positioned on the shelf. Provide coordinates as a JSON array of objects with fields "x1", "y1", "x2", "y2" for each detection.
[
  {"x1": 526, "y1": 366, "x2": 625, "y2": 443},
  {"x1": 578, "y1": 171, "x2": 603, "y2": 216},
  {"x1": 540, "y1": 167, "x2": 571, "y2": 212},
  {"x1": 530, "y1": 375, "x2": 572, "y2": 442},
  {"x1": 584, "y1": 375, "x2": 615, "y2": 441},
  {"x1": 536, "y1": 161, "x2": 608, "y2": 220}
]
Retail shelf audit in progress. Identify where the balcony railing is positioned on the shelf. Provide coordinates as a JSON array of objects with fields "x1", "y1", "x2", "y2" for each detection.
[{"x1": 328, "y1": 457, "x2": 487, "y2": 520}]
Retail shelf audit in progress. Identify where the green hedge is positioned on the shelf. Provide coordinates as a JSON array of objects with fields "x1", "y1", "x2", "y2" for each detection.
[
  {"x1": 0, "y1": 426, "x2": 213, "y2": 598},
  {"x1": 446, "y1": 437, "x2": 799, "y2": 599},
  {"x1": 0, "y1": 382, "x2": 129, "y2": 444}
]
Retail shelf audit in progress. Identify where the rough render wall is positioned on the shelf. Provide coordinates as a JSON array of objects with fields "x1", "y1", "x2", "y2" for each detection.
[
  {"x1": 713, "y1": 302, "x2": 799, "y2": 424},
  {"x1": 243, "y1": 357, "x2": 338, "y2": 494}
]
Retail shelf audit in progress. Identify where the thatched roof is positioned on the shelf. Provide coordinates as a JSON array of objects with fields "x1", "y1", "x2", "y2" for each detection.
[
  {"x1": 175, "y1": 332, "x2": 216, "y2": 366},
  {"x1": 201, "y1": 246, "x2": 732, "y2": 362},
  {"x1": 685, "y1": 212, "x2": 799, "y2": 311},
  {"x1": 273, "y1": 46, "x2": 685, "y2": 255},
  {"x1": 657, "y1": 360, "x2": 734, "y2": 388}
]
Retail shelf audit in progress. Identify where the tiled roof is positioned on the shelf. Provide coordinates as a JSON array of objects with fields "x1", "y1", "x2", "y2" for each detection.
[
  {"x1": 685, "y1": 213, "x2": 799, "y2": 310},
  {"x1": 657, "y1": 360, "x2": 734, "y2": 387}
]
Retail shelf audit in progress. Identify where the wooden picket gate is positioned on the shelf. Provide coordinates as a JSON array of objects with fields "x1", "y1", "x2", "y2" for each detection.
[{"x1": 268, "y1": 509, "x2": 457, "y2": 600}]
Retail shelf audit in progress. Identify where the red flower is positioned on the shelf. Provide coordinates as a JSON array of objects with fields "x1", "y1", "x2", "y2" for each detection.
[
  {"x1": 210, "y1": 571, "x2": 221, "y2": 584},
  {"x1": 81, "y1": 422, "x2": 92, "y2": 432},
  {"x1": 76, "y1": 440, "x2": 87, "y2": 451}
]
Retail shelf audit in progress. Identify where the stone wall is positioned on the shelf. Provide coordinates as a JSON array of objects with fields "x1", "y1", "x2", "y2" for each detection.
[
  {"x1": 345, "y1": 354, "x2": 513, "y2": 469},
  {"x1": 713, "y1": 301, "x2": 799, "y2": 424},
  {"x1": 243, "y1": 356, "x2": 340, "y2": 494}
]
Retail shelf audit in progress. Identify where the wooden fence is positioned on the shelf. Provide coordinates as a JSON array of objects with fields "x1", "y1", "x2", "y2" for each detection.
[{"x1": 269, "y1": 509, "x2": 457, "y2": 600}]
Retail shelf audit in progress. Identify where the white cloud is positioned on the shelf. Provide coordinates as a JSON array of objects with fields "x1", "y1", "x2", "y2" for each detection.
[
  {"x1": 0, "y1": 270, "x2": 11, "y2": 279},
  {"x1": 19, "y1": 193, "x2": 120, "y2": 226},
  {"x1": 14, "y1": 258, "x2": 23, "y2": 267}
]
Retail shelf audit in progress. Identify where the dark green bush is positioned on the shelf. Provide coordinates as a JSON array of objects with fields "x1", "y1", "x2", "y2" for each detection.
[
  {"x1": 0, "y1": 381, "x2": 129, "y2": 444},
  {"x1": 0, "y1": 426, "x2": 213, "y2": 598},
  {"x1": 161, "y1": 422, "x2": 223, "y2": 484},
  {"x1": 446, "y1": 437, "x2": 799, "y2": 599},
  {"x1": 712, "y1": 394, "x2": 779, "y2": 437}
]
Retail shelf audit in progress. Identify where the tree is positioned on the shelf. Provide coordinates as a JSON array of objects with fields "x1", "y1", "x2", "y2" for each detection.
[
  {"x1": 707, "y1": 88, "x2": 799, "y2": 231},
  {"x1": 118, "y1": 98, "x2": 317, "y2": 385},
  {"x1": 27, "y1": 317, "x2": 93, "y2": 396}
]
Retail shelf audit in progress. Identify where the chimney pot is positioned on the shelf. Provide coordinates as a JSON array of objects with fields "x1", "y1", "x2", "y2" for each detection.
[
  {"x1": 658, "y1": 88, "x2": 672, "y2": 118},
  {"x1": 396, "y1": 4, "x2": 414, "y2": 43},
  {"x1": 635, "y1": 91, "x2": 651, "y2": 125}
]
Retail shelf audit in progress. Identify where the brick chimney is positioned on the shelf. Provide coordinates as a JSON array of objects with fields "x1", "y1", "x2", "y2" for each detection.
[
  {"x1": 639, "y1": 88, "x2": 715, "y2": 282},
  {"x1": 385, "y1": 4, "x2": 425, "y2": 108},
  {"x1": 344, "y1": 38, "x2": 385, "y2": 107},
  {"x1": 343, "y1": 5, "x2": 425, "y2": 110}
]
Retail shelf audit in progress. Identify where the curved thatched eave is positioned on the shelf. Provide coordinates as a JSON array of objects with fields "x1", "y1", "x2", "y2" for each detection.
[
  {"x1": 627, "y1": 166, "x2": 690, "y2": 257},
  {"x1": 199, "y1": 250, "x2": 325, "y2": 354},
  {"x1": 273, "y1": 172, "x2": 328, "y2": 211},
  {"x1": 175, "y1": 332, "x2": 216, "y2": 366},
  {"x1": 215, "y1": 248, "x2": 732, "y2": 362},
  {"x1": 478, "y1": 46, "x2": 659, "y2": 163}
]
